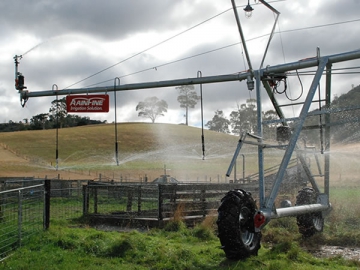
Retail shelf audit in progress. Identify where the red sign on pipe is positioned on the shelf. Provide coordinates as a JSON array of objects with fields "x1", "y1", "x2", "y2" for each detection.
[{"x1": 66, "y1": 94, "x2": 110, "y2": 113}]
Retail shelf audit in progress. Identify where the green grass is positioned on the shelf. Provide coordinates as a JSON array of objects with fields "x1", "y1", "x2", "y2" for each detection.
[
  {"x1": 1, "y1": 186, "x2": 360, "y2": 269},
  {"x1": 1, "y1": 187, "x2": 360, "y2": 269},
  {"x1": 1, "y1": 217, "x2": 360, "y2": 270}
]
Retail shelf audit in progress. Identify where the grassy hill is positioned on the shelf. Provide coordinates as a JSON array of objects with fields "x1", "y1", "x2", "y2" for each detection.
[
  {"x1": 0, "y1": 123, "x2": 261, "y2": 180},
  {"x1": 1, "y1": 122, "x2": 360, "y2": 186}
]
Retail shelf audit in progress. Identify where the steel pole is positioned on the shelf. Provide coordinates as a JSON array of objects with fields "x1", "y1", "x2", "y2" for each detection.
[
  {"x1": 324, "y1": 63, "x2": 332, "y2": 196},
  {"x1": 53, "y1": 84, "x2": 59, "y2": 171},
  {"x1": 255, "y1": 70, "x2": 266, "y2": 207},
  {"x1": 114, "y1": 77, "x2": 120, "y2": 166},
  {"x1": 197, "y1": 71, "x2": 205, "y2": 160},
  {"x1": 230, "y1": 0, "x2": 253, "y2": 71},
  {"x1": 272, "y1": 204, "x2": 329, "y2": 219}
]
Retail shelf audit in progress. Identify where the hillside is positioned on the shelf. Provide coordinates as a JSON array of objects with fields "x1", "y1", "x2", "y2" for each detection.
[
  {"x1": 304, "y1": 84, "x2": 360, "y2": 144},
  {"x1": 0, "y1": 123, "x2": 248, "y2": 180},
  {"x1": 1, "y1": 122, "x2": 360, "y2": 185}
]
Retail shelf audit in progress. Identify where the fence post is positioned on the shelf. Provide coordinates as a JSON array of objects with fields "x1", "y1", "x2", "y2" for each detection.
[
  {"x1": 158, "y1": 184, "x2": 163, "y2": 221},
  {"x1": 126, "y1": 189, "x2": 133, "y2": 212},
  {"x1": 44, "y1": 179, "x2": 51, "y2": 230},
  {"x1": 94, "y1": 186, "x2": 98, "y2": 214},
  {"x1": 201, "y1": 189, "x2": 206, "y2": 217},
  {"x1": 83, "y1": 184, "x2": 89, "y2": 215},
  {"x1": 18, "y1": 190, "x2": 22, "y2": 247},
  {"x1": 137, "y1": 186, "x2": 142, "y2": 214}
]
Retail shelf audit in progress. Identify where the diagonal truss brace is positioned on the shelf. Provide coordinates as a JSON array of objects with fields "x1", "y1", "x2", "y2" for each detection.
[{"x1": 264, "y1": 57, "x2": 329, "y2": 210}]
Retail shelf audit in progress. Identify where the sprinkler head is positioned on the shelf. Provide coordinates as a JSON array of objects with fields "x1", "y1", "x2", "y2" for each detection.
[{"x1": 246, "y1": 75, "x2": 255, "y2": 91}]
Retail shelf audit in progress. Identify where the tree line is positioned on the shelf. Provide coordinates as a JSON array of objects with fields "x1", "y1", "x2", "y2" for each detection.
[
  {"x1": 136, "y1": 87, "x2": 279, "y2": 140},
  {"x1": 204, "y1": 98, "x2": 279, "y2": 140},
  {"x1": 136, "y1": 85, "x2": 199, "y2": 125},
  {"x1": 0, "y1": 97, "x2": 105, "y2": 132},
  {"x1": 3, "y1": 83, "x2": 359, "y2": 144}
]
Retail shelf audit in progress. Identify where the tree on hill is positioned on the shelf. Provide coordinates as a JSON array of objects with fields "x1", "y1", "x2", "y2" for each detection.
[
  {"x1": 229, "y1": 98, "x2": 257, "y2": 135},
  {"x1": 206, "y1": 110, "x2": 230, "y2": 133},
  {"x1": 176, "y1": 85, "x2": 199, "y2": 126},
  {"x1": 262, "y1": 109, "x2": 280, "y2": 141},
  {"x1": 30, "y1": 113, "x2": 49, "y2": 130},
  {"x1": 49, "y1": 97, "x2": 67, "y2": 128},
  {"x1": 136, "y1": 96, "x2": 168, "y2": 123}
]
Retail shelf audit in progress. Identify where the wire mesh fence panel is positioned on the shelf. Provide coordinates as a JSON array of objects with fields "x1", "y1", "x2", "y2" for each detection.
[
  {"x1": 0, "y1": 178, "x2": 43, "y2": 192},
  {"x1": 0, "y1": 183, "x2": 44, "y2": 260},
  {"x1": 49, "y1": 180, "x2": 86, "y2": 220},
  {"x1": 87, "y1": 184, "x2": 159, "y2": 218},
  {"x1": 159, "y1": 184, "x2": 231, "y2": 218}
]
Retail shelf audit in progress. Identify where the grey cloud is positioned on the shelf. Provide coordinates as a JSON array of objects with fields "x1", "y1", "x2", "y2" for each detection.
[
  {"x1": 0, "y1": 1, "x2": 220, "y2": 41},
  {"x1": 2, "y1": 0, "x2": 360, "y2": 124}
]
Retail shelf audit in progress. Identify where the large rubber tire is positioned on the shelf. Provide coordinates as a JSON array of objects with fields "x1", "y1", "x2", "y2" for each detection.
[
  {"x1": 217, "y1": 189, "x2": 261, "y2": 260},
  {"x1": 296, "y1": 187, "x2": 324, "y2": 237}
]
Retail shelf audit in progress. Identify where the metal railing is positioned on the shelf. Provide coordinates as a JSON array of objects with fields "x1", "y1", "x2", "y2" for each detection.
[
  {"x1": 0, "y1": 178, "x2": 86, "y2": 261},
  {"x1": 0, "y1": 183, "x2": 44, "y2": 260}
]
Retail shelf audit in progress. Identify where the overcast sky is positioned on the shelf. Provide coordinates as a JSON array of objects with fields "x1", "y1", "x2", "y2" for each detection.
[{"x1": 1, "y1": 0, "x2": 360, "y2": 127}]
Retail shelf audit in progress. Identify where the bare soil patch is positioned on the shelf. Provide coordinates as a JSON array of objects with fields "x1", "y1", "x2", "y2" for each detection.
[{"x1": 308, "y1": 246, "x2": 360, "y2": 261}]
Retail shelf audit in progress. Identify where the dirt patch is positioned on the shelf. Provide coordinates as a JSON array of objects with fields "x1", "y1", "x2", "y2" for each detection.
[
  {"x1": 0, "y1": 145, "x2": 30, "y2": 163},
  {"x1": 307, "y1": 246, "x2": 360, "y2": 261},
  {"x1": 0, "y1": 145, "x2": 93, "y2": 180}
]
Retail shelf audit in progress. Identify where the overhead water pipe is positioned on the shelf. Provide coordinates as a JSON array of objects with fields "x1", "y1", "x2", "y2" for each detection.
[{"x1": 17, "y1": 50, "x2": 360, "y2": 100}]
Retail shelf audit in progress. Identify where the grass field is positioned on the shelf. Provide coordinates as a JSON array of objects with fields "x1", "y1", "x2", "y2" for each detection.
[
  {"x1": 0, "y1": 123, "x2": 258, "y2": 180},
  {"x1": 0, "y1": 200, "x2": 360, "y2": 269},
  {"x1": 0, "y1": 122, "x2": 359, "y2": 186}
]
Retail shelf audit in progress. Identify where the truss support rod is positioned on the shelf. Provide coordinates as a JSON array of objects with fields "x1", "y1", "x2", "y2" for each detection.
[
  {"x1": 231, "y1": 0, "x2": 253, "y2": 71},
  {"x1": 259, "y1": 0, "x2": 280, "y2": 69},
  {"x1": 264, "y1": 57, "x2": 329, "y2": 210},
  {"x1": 226, "y1": 133, "x2": 247, "y2": 177},
  {"x1": 262, "y1": 81, "x2": 287, "y2": 125}
]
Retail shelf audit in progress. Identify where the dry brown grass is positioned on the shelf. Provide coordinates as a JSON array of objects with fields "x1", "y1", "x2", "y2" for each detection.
[{"x1": 0, "y1": 123, "x2": 359, "y2": 186}]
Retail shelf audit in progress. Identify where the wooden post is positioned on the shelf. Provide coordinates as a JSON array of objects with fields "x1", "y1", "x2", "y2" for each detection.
[
  {"x1": 94, "y1": 187, "x2": 98, "y2": 214},
  {"x1": 158, "y1": 184, "x2": 163, "y2": 220},
  {"x1": 82, "y1": 184, "x2": 89, "y2": 215},
  {"x1": 137, "y1": 186, "x2": 142, "y2": 214},
  {"x1": 201, "y1": 189, "x2": 206, "y2": 217},
  {"x1": 44, "y1": 178, "x2": 50, "y2": 230},
  {"x1": 126, "y1": 189, "x2": 133, "y2": 212}
]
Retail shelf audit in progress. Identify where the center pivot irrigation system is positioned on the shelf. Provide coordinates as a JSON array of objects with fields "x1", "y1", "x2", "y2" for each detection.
[{"x1": 13, "y1": 0, "x2": 360, "y2": 260}]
